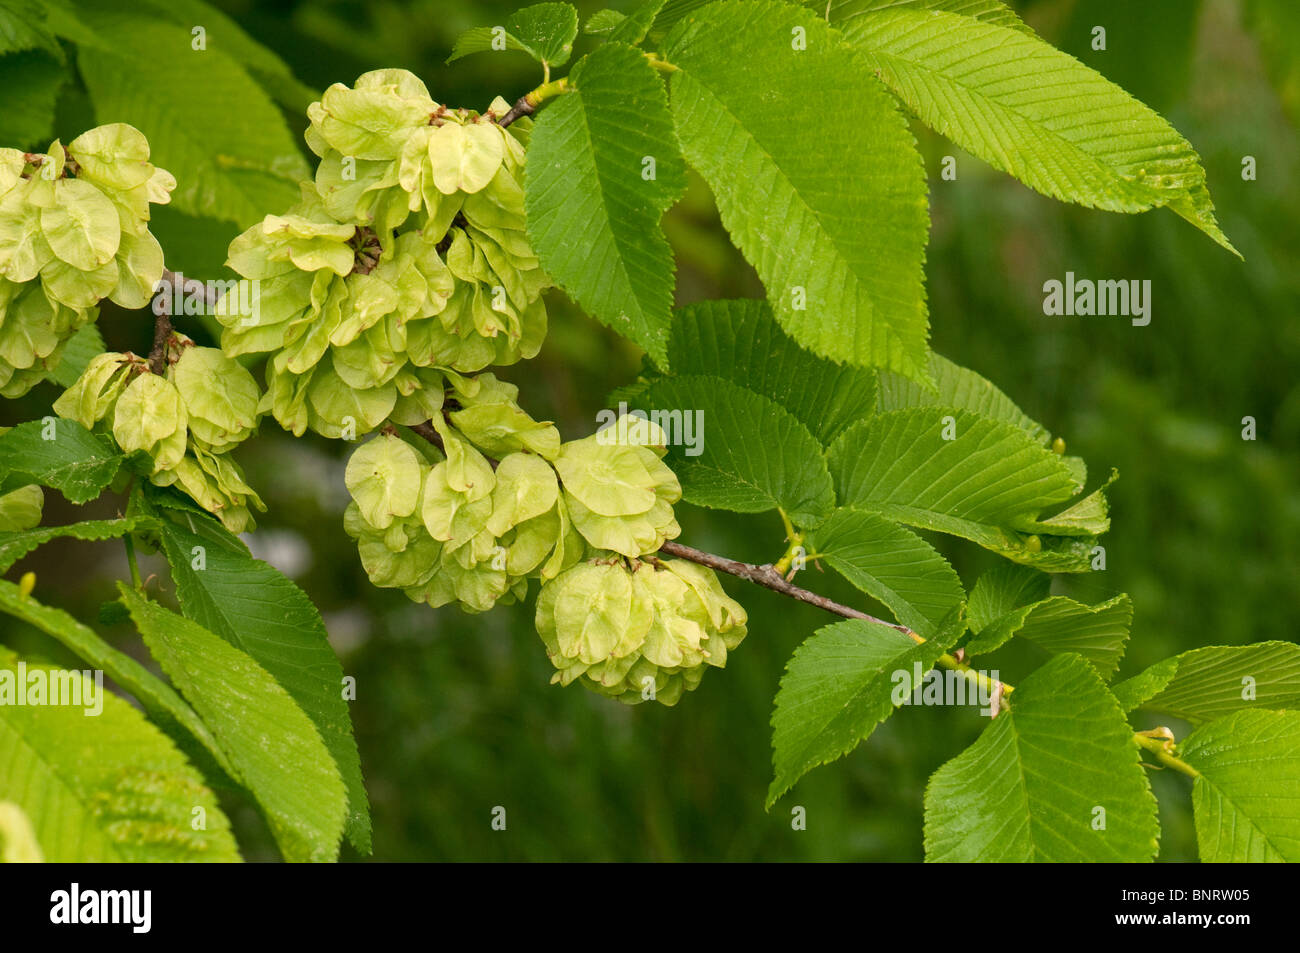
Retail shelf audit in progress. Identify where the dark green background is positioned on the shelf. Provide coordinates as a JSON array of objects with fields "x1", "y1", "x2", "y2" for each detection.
[{"x1": 4, "y1": 0, "x2": 1297, "y2": 861}]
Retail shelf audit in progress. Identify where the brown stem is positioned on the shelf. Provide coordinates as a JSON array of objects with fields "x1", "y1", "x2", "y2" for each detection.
[
  {"x1": 406, "y1": 417, "x2": 501, "y2": 470},
  {"x1": 496, "y1": 78, "x2": 571, "y2": 128},
  {"x1": 498, "y1": 95, "x2": 536, "y2": 128},
  {"x1": 147, "y1": 306, "x2": 174, "y2": 375},
  {"x1": 407, "y1": 419, "x2": 915, "y2": 643},
  {"x1": 656, "y1": 540, "x2": 1022, "y2": 711},
  {"x1": 147, "y1": 269, "x2": 223, "y2": 374},
  {"x1": 656, "y1": 540, "x2": 919, "y2": 642},
  {"x1": 408, "y1": 421, "x2": 445, "y2": 453}
]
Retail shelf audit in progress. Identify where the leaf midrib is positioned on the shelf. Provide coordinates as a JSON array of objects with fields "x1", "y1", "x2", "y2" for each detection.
[
  {"x1": 670, "y1": 68, "x2": 923, "y2": 372},
  {"x1": 843, "y1": 14, "x2": 1192, "y2": 209},
  {"x1": 0, "y1": 709, "x2": 127, "y2": 861},
  {"x1": 1194, "y1": 775, "x2": 1289, "y2": 861}
]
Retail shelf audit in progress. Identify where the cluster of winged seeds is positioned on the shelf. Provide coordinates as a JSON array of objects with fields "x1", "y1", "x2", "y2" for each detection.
[
  {"x1": 0, "y1": 125, "x2": 173, "y2": 396},
  {"x1": 537, "y1": 557, "x2": 748, "y2": 706},
  {"x1": 213, "y1": 69, "x2": 548, "y2": 440},
  {"x1": 27, "y1": 71, "x2": 748, "y2": 705},
  {"x1": 54, "y1": 337, "x2": 264, "y2": 532},
  {"x1": 341, "y1": 375, "x2": 577, "y2": 613},
  {"x1": 344, "y1": 404, "x2": 746, "y2": 704}
]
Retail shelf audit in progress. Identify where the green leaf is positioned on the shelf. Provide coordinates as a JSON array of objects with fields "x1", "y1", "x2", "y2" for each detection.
[
  {"x1": 144, "y1": 482, "x2": 250, "y2": 554},
  {"x1": 0, "y1": 578, "x2": 233, "y2": 781},
  {"x1": 1113, "y1": 642, "x2": 1300, "y2": 725},
  {"x1": 526, "y1": 42, "x2": 686, "y2": 364},
  {"x1": 0, "y1": 418, "x2": 123, "y2": 504},
  {"x1": 71, "y1": 12, "x2": 309, "y2": 225},
  {"x1": 448, "y1": 2, "x2": 579, "y2": 67},
  {"x1": 118, "y1": 586, "x2": 347, "y2": 863},
  {"x1": 768, "y1": 614, "x2": 962, "y2": 807},
  {"x1": 877, "y1": 352, "x2": 1049, "y2": 444},
  {"x1": 0, "y1": 50, "x2": 65, "y2": 148},
  {"x1": 0, "y1": 645, "x2": 241, "y2": 862},
  {"x1": 609, "y1": 0, "x2": 665, "y2": 45},
  {"x1": 827, "y1": 409, "x2": 1084, "y2": 558},
  {"x1": 147, "y1": 506, "x2": 371, "y2": 853},
  {"x1": 0, "y1": 516, "x2": 154, "y2": 574},
  {"x1": 584, "y1": 10, "x2": 626, "y2": 35},
  {"x1": 447, "y1": 28, "x2": 522, "y2": 62},
  {"x1": 648, "y1": 0, "x2": 715, "y2": 39},
  {"x1": 640, "y1": 374, "x2": 834, "y2": 526},
  {"x1": 663, "y1": 1, "x2": 931, "y2": 379},
  {"x1": 924, "y1": 653, "x2": 1159, "y2": 861},
  {"x1": 1181, "y1": 710, "x2": 1300, "y2": 862},
  {"x1": 994, "y1": 536, "x2": 1103, "y2": 573},
  {"x1": 47, "y1": 323, "x2": 106, "y2": 388},
  {"x1": 963, "y1": 593, "x2": 1133, "y2": 679},
  {"x1": 837, "y1": 8, "x2": 1238, "y2": 254},
  {"x1": 0, "y1": 485, "x2": 41, "y2": 532},
  {"x1": 1014, "y1": 474, "x2": 1114, "y2": 537},
  {"x1": 134, "y1": 0, "x2": 319, "y2": 109},
  {"x1": 966, "y1": 561, "x2": 1049, "y2": 633},
  {"x1": 807, "y1": 507, "x2": 964, "y2": 638},
  {"x1": 831, "y1": 0, "x2": 1030, "y2": 33},
  {"x1": 666, "y1": 299, "x2": 877, "y2": 445},
  {"x1": 0, "y1": 0, "x2": 63, "y2": 58}
]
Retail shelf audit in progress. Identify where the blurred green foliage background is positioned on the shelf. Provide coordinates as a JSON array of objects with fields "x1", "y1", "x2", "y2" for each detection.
[{"x1": 3, "y1": 0, "x2": 1297, "y2": 861}]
